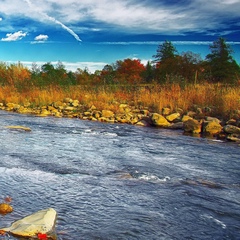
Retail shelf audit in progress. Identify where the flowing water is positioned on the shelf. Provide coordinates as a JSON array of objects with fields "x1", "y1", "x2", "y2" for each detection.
[{"x1": 0, "y1": 111, "x2": 239, "y2": 240}]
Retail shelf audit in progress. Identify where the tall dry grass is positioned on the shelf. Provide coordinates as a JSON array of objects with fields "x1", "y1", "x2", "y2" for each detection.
[{"x1": 0, "y1": 83, "x2": 239, "y2": 118}]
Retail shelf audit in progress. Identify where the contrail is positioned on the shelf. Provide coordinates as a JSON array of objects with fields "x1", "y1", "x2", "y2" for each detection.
[{"x1": 24, "y1": 0, "x2": 81, "y2": 41}]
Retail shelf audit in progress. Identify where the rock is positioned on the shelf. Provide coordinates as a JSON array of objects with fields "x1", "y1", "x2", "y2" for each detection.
[
  {"x1": 226, "y1": 119, "x2": 237, "y2": 126},
  {"x1": 169, "y1": 122, "x2": 184, "y2": 129},
  {"x1": 162, "y1": 107, "x2": 171, "y2": 115},
  {"x1": 202, "y1": 121, "x2": 222, "y2": 135},
  {"x1": 223, "y1": 125, "x2": 240, "y2": 134},
  {"x1": 0, "y1": 208, "x2": 57, "y2": 238},
  {"x1": 92, "y1": 110, "x2": 101, "y2": 119},
  {"x1": 176, "y1": 108, "x2": 184, "y2": 114},
  {"x1": 64, "y1": 106, "x2": 75, "y2": 111},
  {"x1": 150, "y1": 113, "x2": 171, "y2": 127},
  {"x1": 16, "y1": 106, "x2": 31, "y2": 114},
  {"x1": 181, "y1": 115, "x2": 193, "y2": 122},
  {"x1": 6, "y1": 126, "x2": 31, "y2": 131},
  {"x1": 140, "y1": 109, "x2": 149, "y2": 116},
  {"x1": 135, "y1": 119, "x2": 150, "y2": 127},
  {"x1": 196, "y1": 108, "x2": 203, "y2": 114},
  {"x1": 38, "y1": 109, "x2": 51, "y2": 117},
  {"x1": 64, "y1": 98, "x2": 73, "y2": 104},
  {"x1": 101, "y1": 110, "x2": 114, "y2": 118},
  {"x1": 53, "y1": 101, "x2": 64, "y2": 108},
  {"x1": 89, "y1": 105, "x2": 97, "y2": 110},
  {"x1": 0, "y1": 203, "x2": 13, "y2": 215},
  {"x1": 226, "y1": 134, "x2": 240, "y2": 142},
  {"x1": 205, "y1": 116, "x2": 221, "y2": 123},
  {"x1": 187, "y1": 111, "x2": 196, "y2": 117},
  {"x1": 166, "y1": 112, "x2": 180, "y2": 122},
  {"x1": 183, "y1": 119, "x2": 202, "y2": 134},
  {"x1": 53, "y1": 111, "x2": 62, "y2": 118},
  {"x1": 71, "y1": 100, "x2": 79, "y2": 107}
]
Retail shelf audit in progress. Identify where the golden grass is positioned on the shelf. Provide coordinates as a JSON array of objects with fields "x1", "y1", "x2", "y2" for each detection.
[{"x1": 0, "y1": 83, "x2": 239, "y2": 119}]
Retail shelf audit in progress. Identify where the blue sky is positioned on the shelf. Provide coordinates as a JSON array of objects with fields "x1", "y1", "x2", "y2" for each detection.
[{"x1": 0, "y1": 0, "x2": 240, "y2": 72}]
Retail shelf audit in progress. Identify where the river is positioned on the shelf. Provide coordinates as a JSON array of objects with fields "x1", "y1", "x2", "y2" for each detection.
[{"x1": 0, "y1": 111, "x2": 239, "y2": 239}]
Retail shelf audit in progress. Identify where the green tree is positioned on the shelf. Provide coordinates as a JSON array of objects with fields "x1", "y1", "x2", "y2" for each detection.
[
  {"x1": 152, "y1": 41, "x2": 179, "y2": 83},
  {"x1": 142, "y1": 61, "x2": 154, "y2": 83},
  {"x1": 152, "y1": 40, "x2": 177, "y2": 63},
  {"x1": 205, "y1": 37, "x2": 240, "y2": 83}
]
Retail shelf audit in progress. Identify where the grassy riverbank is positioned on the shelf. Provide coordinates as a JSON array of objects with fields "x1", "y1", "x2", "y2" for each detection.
[{"x1": 0, "y1": 83, "x2": 239, "y2": 120}]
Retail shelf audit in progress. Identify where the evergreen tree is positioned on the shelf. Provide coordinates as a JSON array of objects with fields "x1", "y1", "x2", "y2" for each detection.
[
  {"x1": 152, "y1": 41, "x2": 178, "y2": 83},
  {"x1": 205, "y1": 37, "x2": 240, "y2": 83},
  {"x1": 152, "y1": 40, "x2": 177, "y2": 63}
]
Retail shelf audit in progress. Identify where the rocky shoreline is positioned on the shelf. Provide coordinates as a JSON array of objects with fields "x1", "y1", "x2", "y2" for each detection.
[{"x1": 1, "y1": 98, "x2": 240, "y2": 144}]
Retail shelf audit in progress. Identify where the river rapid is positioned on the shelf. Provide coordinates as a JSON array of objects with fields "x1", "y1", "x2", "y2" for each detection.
[{"x1": 0, "y1": 111, "x2": 239, "y2": 240}]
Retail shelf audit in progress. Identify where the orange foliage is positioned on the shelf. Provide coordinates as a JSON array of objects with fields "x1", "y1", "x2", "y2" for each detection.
[{"x1": 116, "y1": 59, "x2": 145, "y2": 84}]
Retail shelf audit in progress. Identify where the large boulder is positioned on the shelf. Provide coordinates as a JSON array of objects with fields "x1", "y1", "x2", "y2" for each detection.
[
  {"x1": 223, "y1": 125, "x2": 240, "y2": 134},
  {"x1": 166, "y1": 112, "x2": 180, "y2": 122},
  {"x1": 150, "y1": 113, "x2": 171, "y2": 127},
  {"x1": 183, "y1": 119, "x2": 202, "y2": 134},
  {"x1": 202, "y1": 120, "x2": 222, "y2": 135}
]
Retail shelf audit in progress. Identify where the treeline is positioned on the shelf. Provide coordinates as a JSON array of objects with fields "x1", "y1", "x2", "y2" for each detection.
[{"x1": 0, "y1": 37, "x2": 239, "y2": 91}]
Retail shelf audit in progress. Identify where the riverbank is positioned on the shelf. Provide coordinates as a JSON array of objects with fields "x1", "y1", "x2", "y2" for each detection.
[{"x1": 1, "y1": 95, "x2": 240, "y2": 144}]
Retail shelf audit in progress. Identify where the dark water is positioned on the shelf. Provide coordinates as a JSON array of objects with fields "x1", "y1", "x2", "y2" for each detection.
[{"x1": 0, "y1": 111, "x2": 239, "y2": 240}]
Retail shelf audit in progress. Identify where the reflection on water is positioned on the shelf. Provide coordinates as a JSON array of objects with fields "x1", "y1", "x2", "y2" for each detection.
[{"x1": 0, "y1": 111, "x2": 239, "y2": 239}]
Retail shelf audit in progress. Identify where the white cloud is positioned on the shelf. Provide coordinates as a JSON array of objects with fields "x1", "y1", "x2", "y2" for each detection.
[
  {"x1": 34, "y1": 34, "x2": 49, "y2": 41},
  {"x1": 0, "y1": 0, "x2": 239, "y2": 36},
  {"x1": 1, "y1": 30, "x2": 27, "y2": 41},
  {"x1": 0, "y1": 17, "x2": 2, "y2": 21}
]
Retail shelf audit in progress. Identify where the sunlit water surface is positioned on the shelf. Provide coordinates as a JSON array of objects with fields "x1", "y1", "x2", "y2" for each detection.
[{"x1": 0, "y1": 111, "x2": 239, "y2": 239}]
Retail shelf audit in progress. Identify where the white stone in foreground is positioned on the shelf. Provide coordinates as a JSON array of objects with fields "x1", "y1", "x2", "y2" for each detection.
[{"x1": 0, "y1": 208, "x2": 57, "y2": 237}]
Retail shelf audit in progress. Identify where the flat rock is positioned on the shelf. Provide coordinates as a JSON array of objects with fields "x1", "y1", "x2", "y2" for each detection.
[
  {"x1": 6, "y1": 126, "x2": 31, "y2": 131},
  {"x1": 0, "y1": 208, "x2": 57, "y2": 238}
]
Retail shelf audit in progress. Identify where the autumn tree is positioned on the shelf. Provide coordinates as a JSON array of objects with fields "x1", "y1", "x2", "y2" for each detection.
[
  {"x1": 205, "y1": 37, "x2": 240, "y2": 83},
  {"x1": 114, "y1": 58, "x2": 145, "y2": 84},
  {"x1": 75, "y1": 67, "x2": 91, "y2": 85}
]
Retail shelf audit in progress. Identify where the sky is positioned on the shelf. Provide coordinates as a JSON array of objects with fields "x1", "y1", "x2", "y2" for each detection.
[{"x1": 0, "y1": 0, "x2": 240, "y2": 72}]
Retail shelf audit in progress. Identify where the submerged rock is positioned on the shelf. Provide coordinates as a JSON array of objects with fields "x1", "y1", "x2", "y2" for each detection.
[
  {"x1": 0, "y1": 203, "x2": 13, "y2": 215},
  {"x1": 6, "y1": 125, "x2": 31, "y2": 132}
]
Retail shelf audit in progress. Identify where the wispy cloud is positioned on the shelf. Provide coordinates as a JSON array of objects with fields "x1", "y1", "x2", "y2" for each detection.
[
  {"x1": 23, "y1": 0, "x2": 81, "y2": 41},
  {"x1": 0, "y1": 0, "x2": 239, "y2": 38},
  {"x1": 1, "y1": 30, "x2": 27, "y2": 41}
]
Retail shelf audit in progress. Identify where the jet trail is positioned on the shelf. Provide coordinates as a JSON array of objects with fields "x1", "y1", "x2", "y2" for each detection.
[{"x1": 24, "y1": 0, "x2": 81, "y2": 41}]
